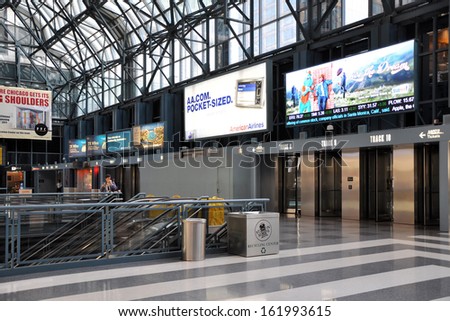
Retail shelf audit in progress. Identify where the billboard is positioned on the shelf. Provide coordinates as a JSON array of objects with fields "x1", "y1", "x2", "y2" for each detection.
[
  {"x1": 184, "y1": 62, "x2": 271, "y2": 140},
  {"x1": 132, "y1": 122, "x2": 165, "y2": 149},
  {"x1": 68, "y1": 139, "x2": 86, "y2": 159},
  {"x1": 106, "y1": 130, "x2": 131, "y2": 154},
  {"x1": 86, "y1": 134, "x2": 106, "y2": 157},
  {"x1": 286, "y1": 40, "x2": 416, "y2": 126},
  {"x1": 0, "y1": 86, "x2": 52, "y2": 140}
]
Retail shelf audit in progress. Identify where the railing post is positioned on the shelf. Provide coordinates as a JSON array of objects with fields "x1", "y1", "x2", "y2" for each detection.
[
  {"x1": 8, "y1": 208, "x2": 16, "y2": 269},
  {"x1": 104, "y1": 206, "x2": 112, "y2": 258},
  {"x1": 109, "y1": 207, "x2": 115, "y2": 255},
  {"x1": 177, "y1": 205, "x2": 182, "y2": 248},
  {"x1": 4, "y1": 208, "x2": 10, "y2": 269}
]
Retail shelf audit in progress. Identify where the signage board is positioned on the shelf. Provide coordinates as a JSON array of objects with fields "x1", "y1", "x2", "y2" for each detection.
[
  {"x1": 184, "y1": 62, "x2": 271, "y2": 140},
  {"x1": 0, "y1": 86, "x2": 52, "y2": 140}
]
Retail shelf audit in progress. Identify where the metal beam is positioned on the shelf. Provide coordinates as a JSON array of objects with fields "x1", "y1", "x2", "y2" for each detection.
[
  {"x1": 392, "y1": 0, "x2": 448, "y2": 24},
  {"x1": 284, "y1": 0, "x2": 310, "y2": 43},
  {"x1": 314, "y1": 0, "x2": 339, "y2": 34},
  {"x1": 381, "y1": 0, "x2": 395, "y2": 14}
]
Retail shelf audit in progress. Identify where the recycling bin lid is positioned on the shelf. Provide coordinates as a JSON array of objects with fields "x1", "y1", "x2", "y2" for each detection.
[
  {"x1": 183, "y1": 218, "x2": 206, "y2": 223},
  {"x1": 228, "y1": 211, "x2": 279, "y2": 218}
]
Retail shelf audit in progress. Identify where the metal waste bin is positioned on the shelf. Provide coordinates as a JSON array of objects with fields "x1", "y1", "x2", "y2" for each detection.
[
  {"x1": 228, "y1": 212, "x2": 279, "y2": 257},
  {"x1": 182, "y1": 218, "x2": 206, "y2": 261}
]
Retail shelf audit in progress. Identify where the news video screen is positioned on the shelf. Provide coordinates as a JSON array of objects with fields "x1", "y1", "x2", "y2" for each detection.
[{"x1": 285, "y1": 40, "x2": 416, "y2": 126}]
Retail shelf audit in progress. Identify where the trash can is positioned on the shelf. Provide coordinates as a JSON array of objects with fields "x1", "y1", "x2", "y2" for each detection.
[
  {"x1": 182, "y1": 218, "x2": 206, "y2": 261},
  {"x1": 228, "y1": 212, "x2": 279, "y2": 257}
]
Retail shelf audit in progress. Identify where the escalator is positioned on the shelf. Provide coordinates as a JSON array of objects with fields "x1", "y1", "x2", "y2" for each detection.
[
  {"x1": 16, "y1": 194, "x2": 231, "y2": 266},
  {"x1": 17, "y1": 192, "x2": 129, "y2": 264},
  {"x1": 112, "y1": 197, "x2": 211, "y2": 255},
  {"x1": 62, "y1": 196, "x2": 176, "y2": 258},
  {"x1": 30, "y1": 196, "x2": 207, "y2": 260}
]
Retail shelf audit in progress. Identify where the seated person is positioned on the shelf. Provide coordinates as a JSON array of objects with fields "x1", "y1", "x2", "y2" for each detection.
[{"x1": 100, "y1": 174, "x2": 118, "y2": 192}]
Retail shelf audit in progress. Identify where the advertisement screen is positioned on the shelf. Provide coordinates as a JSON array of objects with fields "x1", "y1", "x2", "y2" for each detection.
[
  {"x1": 68, "y1": 139, "x2": 86, "y2": 159},
  {"x1": 86, "y1": 134, "x2": 106, "y2": 157},
  {"x1": 132, "y1": 122, "x2": 165, "y2": 149},
  {"x1": 0, "y1": 86, "x2": 52, "y2": 140},
  {"x1": 184, "y1": 62, "x2": 270, "y2": 140},
  {"x1": 286, "y1": 40, "x2": 415, "y2": 126},
  {"x1": 106, "y1": 130, "x2": 131, "y2": 153}
]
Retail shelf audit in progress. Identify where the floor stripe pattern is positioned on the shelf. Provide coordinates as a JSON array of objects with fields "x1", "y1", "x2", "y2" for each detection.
[{"x1": 1, "y1": 217, "x2": 450, "y2": 301}]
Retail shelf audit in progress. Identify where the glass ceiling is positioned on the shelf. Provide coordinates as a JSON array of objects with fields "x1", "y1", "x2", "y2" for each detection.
[
  {"x1": 12, "y1": 0, "x2": 214, "y2": 78},
  {"x1": 0, "y1": 0, "x2": 219, "y2": 118}
]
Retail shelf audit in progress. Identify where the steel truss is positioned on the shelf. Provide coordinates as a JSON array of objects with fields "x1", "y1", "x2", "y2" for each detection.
[{"x1": 0, "y1": 0, "x2": 447, "y2": 125}]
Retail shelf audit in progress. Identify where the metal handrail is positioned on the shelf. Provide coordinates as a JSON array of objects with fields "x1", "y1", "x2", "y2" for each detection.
[
  {"x1": 17, "y1": 192, "x2": 121, "y2": 263},
  {"x1": 112, "y1": 196, "x2": 210, "y2": 254},
  {"x1": 0, "y1": 197, "x2": 270, "y2": 272}
]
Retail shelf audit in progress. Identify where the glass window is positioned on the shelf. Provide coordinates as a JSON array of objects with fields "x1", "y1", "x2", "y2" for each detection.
[
  {"x1": 396, "y1": 0, "x2": 417, "y2": 7},
  {"x1": 17, "y1": 153, "x2": 31, "y2": 164},
  {"x1": 261, "y1": 0, "x2": 277, "y2": 24},
  {"x1": 279, "y1": 0, "x2": 292, "y2": 16},
  {"x1": 209, "y1": 47, "x2": 216, "y2": 72},
  {"x1": 437, "y1": 28, "x2": 449, "y2": 50},
  {"x1": 254, "y1": 27, "x2": 260, "y2": 56},
  {"x1": 228, "y1": 37, "x2": 244, "y2": 65},
  {"x1": 261, "y1": 23, "x2": 277, "y2": 53},
  {"x1": 300, "y1": 0, "x2": 308, "y2": 10},
  {"x1": 279, "y1": 16, "x2": 297, "y2": 48},
  {"x1": 253, "y1": 0, "x2": 260, "y2": 27},
  {"x1": 372, "y1": 0, "x2": 384, "y2": 15},
  {"x1": 190, "y1": 57, "x2": 202, "y2": 79},
  {"x1": 344, "y1": 0, "x2": 368, "y2": 25},
  {"x1": 421, "y1": 55, "x2": 432, "y2": 100},
  {"x1": 180, "y1": 57, "x2": 190, "y2": 82}
]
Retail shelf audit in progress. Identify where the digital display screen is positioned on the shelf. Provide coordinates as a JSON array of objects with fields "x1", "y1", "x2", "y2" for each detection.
[
  {"x1": 106, "y1": 130, "x2": 131, "y2": 153},
  {"x1": 236, "y1": 80, "x2": 262, "y2": 108},
  {"x1": 132, "y1": 122, "x2": 165, "y2": 149},
  {"x1": 68, "y1": 138, "x2": 86, "y2": 159},
  {"x1": 86, "y1": 134, "x2": 106, "y2": 157},
  {"x1": 285, "y1": 40, "x2": 415, "y2": 126}
]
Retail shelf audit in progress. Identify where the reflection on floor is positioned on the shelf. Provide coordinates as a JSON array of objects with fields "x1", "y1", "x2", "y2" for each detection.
[{"x1": 1, "y1": 216, "x2": 450, "y2": 301}]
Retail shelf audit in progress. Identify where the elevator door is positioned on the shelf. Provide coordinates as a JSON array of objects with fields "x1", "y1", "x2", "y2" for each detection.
[
  {"x1": 415, "y1": 144, "x2": 439, "y2": 226},
  {"x1": 361, "y1": 148, "x2": 393, "y2": 221},
  {"x1": 317, "y1": 152, "x2": 342, "y2": 217},
  {"x1": 282, "y1": 156, "x2": 301, "y2": 215}
]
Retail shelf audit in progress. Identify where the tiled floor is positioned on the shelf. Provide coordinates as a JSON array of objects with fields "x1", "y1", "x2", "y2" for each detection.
[{"x1": 1, "y1": 215, "x2": 450, "y2": 301}]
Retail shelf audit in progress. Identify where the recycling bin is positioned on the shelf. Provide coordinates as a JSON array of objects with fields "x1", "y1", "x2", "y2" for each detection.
[{"x1": 227, "y1": 212, "x2": 279, "y2": 257}]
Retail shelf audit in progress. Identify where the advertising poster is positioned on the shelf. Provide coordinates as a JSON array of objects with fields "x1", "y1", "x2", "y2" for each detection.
[
  {"x1": 68, "y1": 138, "x2": 86, "y2": 159},
  {"x1": 0, "y1": 86, "x2": 52, "y2": 140},
  {"x1": 132, "y1": 122, "x2": 165, "y2": 149},
  {"x1": 286, "y1": 40, "x2": 415, "y2": 126},
  {"x1": 184, "y1": 62, "x2": 270, "y2": 140},
  {"x1": 106, "y1": 130, "x2": 131, "y2": 153},
  {"x1": 86, "y1": 134, "x2": 106, "y2": 157}
]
